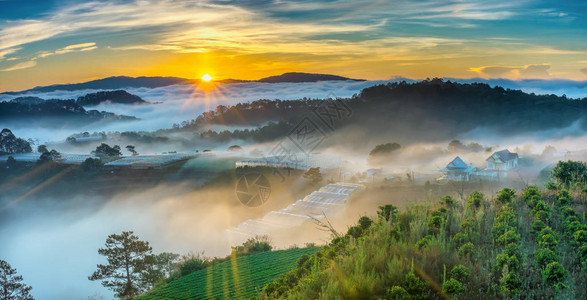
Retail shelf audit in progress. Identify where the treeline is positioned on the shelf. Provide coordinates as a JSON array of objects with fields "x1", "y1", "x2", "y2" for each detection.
[
  {"x1": 0, "y1": 98, "x2": 136, "y2": 125},
  {"x1": 171, "y1": 79, "x2": 587, "y2": 143}
]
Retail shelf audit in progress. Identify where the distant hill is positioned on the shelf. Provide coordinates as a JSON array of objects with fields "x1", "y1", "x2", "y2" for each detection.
[
  {"x1": 136, "y1": 247, "x2": 320, "y2": 299},
  {"x1": 76, "y1": 90, "x2": 147, "y2": 106},
  {"x1": 1, "y1": 76, "x2": 189, "y2": 95},
  {"x1": 2, "y1": 73, "x2": 363, "y2": 94},
  {"x1": 258, "y1": 72, "x2": 363, "y2": 83},
  {"x1": 175, "y1": 78, "x2": 587, "y2": 143},
  {"x1": 0, "y1": 98, "x2": 137, "y2": 127}
]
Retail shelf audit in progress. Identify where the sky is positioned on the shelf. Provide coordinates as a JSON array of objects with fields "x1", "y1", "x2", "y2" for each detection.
[{"x1": 0, "y1": 0, "x2": 586, "y2": 92}]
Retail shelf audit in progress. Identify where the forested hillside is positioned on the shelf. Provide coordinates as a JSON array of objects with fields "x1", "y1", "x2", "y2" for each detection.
[
  {"x1": 253, "y1": 161, "x2": 587, "y2": 299},
  {"x1": 173, "y1": 79, "x2": 587, "y2": 143}
]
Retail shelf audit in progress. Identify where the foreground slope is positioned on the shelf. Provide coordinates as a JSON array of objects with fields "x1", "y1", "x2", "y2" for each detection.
[{"x1": 137, "y1": 247, "x2": 320, "y2": 299}]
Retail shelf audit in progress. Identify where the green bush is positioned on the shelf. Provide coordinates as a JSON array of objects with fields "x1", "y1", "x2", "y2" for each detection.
[
  {"x1": 535, "y1": 248, "x2": 558, "y2": 269},
  {"x1": 523, "y1": 186, "x2": 541, "y2": 204},
  {"x1": 179, "y1": 258, "x2": 207, "y2": 276},
  {"x1": 358, "y1": 216, "x2": 374, "y2": 230},
  {"x1": 442, "y1": 278, "x2": 465, "y2": 294},
  {"x1": 450, "y1": 265, "x2": 471, "y2": 283},
  {"x1": 387, "y1": 286, "x2": 409, "y2": 299},
  {"x1": 440, "y1": 195, "x2": 455, "y2": 207},
  {"x1": 542, "y1": 262, "x2": 568, "y2": 287},
  {"x1": 458, "y1": 242, "x2": 475, "y2": 261},
  {"x1": 573, "y1": 230, "x2": 587, "y2": 247},
  {"x1": 403, "y1": 272, "x2": 428, "y2": 296},
  {"x1": 497, "y1": 230, "x2": 521, "y2": 246},
  {"x1": 499, "y1": 271, "x2": 522, "y2": 295},
  {"x1": 416, "y1": 235, "x2": 433, "y2": 250},
  {"x1": 538, "y1": 233, "x2": 559, "y2": 250},
  {"x1": 496, "y1": 188, "x2": 516, "y2": 204},
  {"x1": 467, "y1": 191, "x2": 484, "y2": 209}
]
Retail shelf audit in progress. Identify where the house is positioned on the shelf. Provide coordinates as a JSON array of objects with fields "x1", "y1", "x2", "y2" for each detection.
[
  {"x1": 486, "y1": 149, "x2": 518, "y2": 171},
  {"x1": 440, "y1": 156, "x2": 476, "y2": 181}
]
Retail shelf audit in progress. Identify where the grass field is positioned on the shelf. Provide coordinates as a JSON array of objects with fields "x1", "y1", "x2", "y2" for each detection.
[{"x1": 136, "y1": 247, "x2": 320, "y2": 299}]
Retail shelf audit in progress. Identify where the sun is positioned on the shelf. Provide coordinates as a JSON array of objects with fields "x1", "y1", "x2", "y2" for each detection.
[{"x1": 201, "y1": 74, "x2": 213, "y2": 82}]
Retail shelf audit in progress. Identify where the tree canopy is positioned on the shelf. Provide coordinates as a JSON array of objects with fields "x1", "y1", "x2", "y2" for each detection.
[
  {"x1": 0, "y1": 260, "x2": 34, "y2": 300},
  {"x1": 0, "y1": 129, "x2": 32, "y2": 154},
  {"x1": 89, "y1": 231, "x2": 155, "y2": 298}
]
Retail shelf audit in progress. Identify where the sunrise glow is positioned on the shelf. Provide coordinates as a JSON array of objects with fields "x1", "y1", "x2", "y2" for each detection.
[{"x1": 202, "y1": 74, "x2": 213, "y2": 82}]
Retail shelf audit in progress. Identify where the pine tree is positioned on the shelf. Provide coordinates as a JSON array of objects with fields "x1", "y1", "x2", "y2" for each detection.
[
  {"x1": 0, "y1": 260, "x2": 34, "y2": 300},
  {"x1": 89, "y1": 231, "x2": 155, "y2": 298}
]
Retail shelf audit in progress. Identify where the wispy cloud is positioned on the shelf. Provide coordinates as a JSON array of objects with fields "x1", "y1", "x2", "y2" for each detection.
[
  {"x1": 32, "y1": 42, "x2": 97, "y2": 60},
  {"x1": 0, "y1": 47, "x2": 21, "y2": 61},
  {"x1": 469, "y1": 64, "x2": 551, "y2": 79},
  {"x1": 0, "y1": 61, "x2": 37, "y2": 72}
]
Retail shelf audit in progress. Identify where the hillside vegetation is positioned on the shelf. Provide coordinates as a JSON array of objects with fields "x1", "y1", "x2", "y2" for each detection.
[
  {"x1": 254, "y1": 161, "x2": 587, "y2": 299},
  {"x1": 136, "y1": 247, "x2": 320, "y2": 299}
]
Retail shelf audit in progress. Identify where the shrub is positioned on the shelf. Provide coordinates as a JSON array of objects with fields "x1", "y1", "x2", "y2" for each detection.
[
  {"x1": 440, "y1": 196, "x2": 455, "y2": 207},
  {"x1": 545, "y1": 181, "x2": 557, "y2": 190},
  {"x1": 495, "y1": 253, "x2": 520, "y2": 273},
  {"x1": 450, "y1": 265, "x2": 471, "y2": 283},
  {"x1": 538, "y1": 234, "x2": 559, "y2": 250},
  {"x1": 497, "y1": 230, "x2": 521, "y2": 246},
  {"x1": 458, "y1": 242, "x2": 475, "y2": 261},
  {"x1": 453, "y1": 232, "x2": 468, "y2": 247},
  {"x1": 496, "y1": 188, "x2": 516, "y2": 204},
  {"x1": 523, "y1": 186, "x2": 541, "y2": 203},
  {"x1": 387, "y1": 286, "x2": 409, "y2": 299},
  {"x1": 416, "y1": 235, "x2": 433, "y2": 250},
  {"x1": 467, "y1": 191, "x2": 484, "y2": 209},
  {"x1": 542, "y1": 262, "x2": 568, "y2": 287},
  {"x1": 532, "y1": 219, "x2": 547, "y2": 233},
  {"x1": 533, "y1": 210, "x2": 550, "y2": 223},
  {"x1": 403, "y1": 272, "x2": 428, "y2": 296},
  {"x1": 442, "y1": 278, "x2": 465, "y2": 294},
  {"x1": 347, "y1": 225, "x2": 363, "y2": 239},
  {"x1": 358, "y1": 216, "x2": 374, "y2": 230},
  {"x1": 573, "y1": 230, "x2": 587, "y2": 247},
  {"x1": 535, "y1": 248, "x2": 558, "y2": 269},
  {"x1": 377, "y1": 204, "x2": 399, "y2": 222},
  {"x1": 499, "y1": 270, "x2": 522, "y2": 295},
  {"x1": 179, "y1": 258, "x2": 207, "y2": 276},
  {"x1": 556, "y1": 189, "x2": 571, "y2": 206}
]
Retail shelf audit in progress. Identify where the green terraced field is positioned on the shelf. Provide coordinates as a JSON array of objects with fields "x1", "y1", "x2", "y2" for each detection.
[{"x1": 136, "y1": 247, "x2": 320, "y2": 299}]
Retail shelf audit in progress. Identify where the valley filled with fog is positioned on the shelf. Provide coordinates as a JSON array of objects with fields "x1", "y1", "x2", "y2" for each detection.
[{"x1": 1, "y1": 78, "x2": 587, "y2": 299}]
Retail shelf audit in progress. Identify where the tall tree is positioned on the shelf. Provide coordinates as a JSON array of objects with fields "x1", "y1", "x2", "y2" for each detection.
[
  {"x1": 36, "y1": 145, "x2": 48, "y2": 154},
  {"x1": 0, "y1": 129, "x2": 32, "y2": 154},
  {"x1": 92, "y1": 143, "x2": 122, "y2": 158},
  {"x1": 89, "y1": 231, "x2": 154, "y2": 298},
  {"x1": 37, "y1": 149, "x2": 63, "y2": 164},
  {"x1": 0, "y1": 260, "x2": 34, "y2": 300},
  {"x1": 125, "y1": 145, "x2": 138, "y2": 157}
]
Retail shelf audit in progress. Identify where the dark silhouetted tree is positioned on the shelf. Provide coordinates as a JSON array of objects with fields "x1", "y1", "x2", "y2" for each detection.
[
  {"x1": 89, "y1": 231, "x2": 154, "y2": 298},
  {"x1": 36, "y1": 145, "x2": 48, "y2": 153},
  {"x1": 0, "y1": 259, "x2": 34, "y2": 300},
  {"x1": 92, "y1": 143, "x2": 122, "y2": 158},
  {"x1": 303, "y1": 167, "x2": 323, "y2": 186},
  {"x1": 125, "y1": 145, "x2": 138, "y2": 156},
  {"x1": 0, "y1": 129, "x2": 32, "y2": 154}
]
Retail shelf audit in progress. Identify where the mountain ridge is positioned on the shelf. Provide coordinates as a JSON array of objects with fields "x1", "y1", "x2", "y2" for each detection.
[{"x1": 1, "y1": 72, "x2": 364, "y2": 94}]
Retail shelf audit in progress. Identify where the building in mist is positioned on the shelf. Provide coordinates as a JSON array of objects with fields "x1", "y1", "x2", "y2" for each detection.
[
  {"x1": 486, "y1": 149, "x2": 519, "y2": 171},
  {"x1": 440, "y1": 156, "x2": 476, "y2": 181}
]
